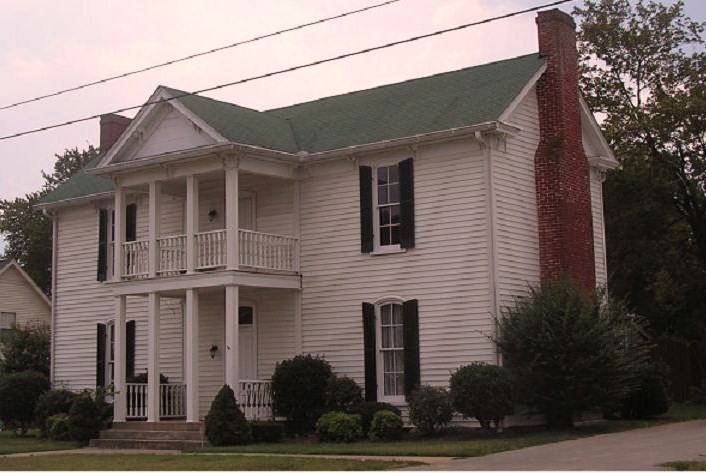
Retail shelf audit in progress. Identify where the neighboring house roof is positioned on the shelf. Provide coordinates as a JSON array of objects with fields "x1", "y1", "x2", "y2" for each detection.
[
  {"x1": 40, "y1": 53, "x2": 546, "y2": 206},
  {"x1": 0, "y1": 261, "x2": 51, "y2": 308}
]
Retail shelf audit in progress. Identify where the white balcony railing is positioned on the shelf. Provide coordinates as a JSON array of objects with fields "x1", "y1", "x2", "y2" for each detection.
[
  {"x1": 125, "y1": 383, "x2": 187, "y2": 419},
  {"x1": 238, "y1": 379, "x2": 273, "y2": 420},
  {"x1": 125, "y1": 383, "x2": 147, "y2": 419},
  {"x1": 196, "y1": 229, "x2": 227, "y2": 269},
  {"x1": 239, "y1": 229, "x2": 298, "y2": 272},
  {"x1": 158, "y1": 235, "x2": 186, "y2": 275},
  {"x1": 122, "y1": 240, "x2": 149, "y2": 278}
]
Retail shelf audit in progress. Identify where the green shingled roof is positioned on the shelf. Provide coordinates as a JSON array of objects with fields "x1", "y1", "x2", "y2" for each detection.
[{"x1": 40, "y1": 53, "x2": 545, "y2": 205}]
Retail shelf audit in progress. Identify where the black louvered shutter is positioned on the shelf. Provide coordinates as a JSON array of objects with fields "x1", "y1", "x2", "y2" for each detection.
[
  {"x1": 96, "y1": 323, "x2": 106, "y2": 387},
  {"x1": 97, "y1": 209, "x2": 108, "y2": 281},
  {"x1": 402, "y1": 299, "x2": 420, "y2": 396},
  {"x1": 359, "y1": 166, "x2": 374, "y2": 253},
  {"x1": 362, "y1": 302, "x2": 377, "y2": 401},
  {"x1": 125, "y1": 203, "x2": 137, "y2": 242},
  {"x1": 399, "y1": 158, "x2": 415, "y2": 249},
  {"x1": 126, "y1": 320, "x2": 136, "y2": 379}
]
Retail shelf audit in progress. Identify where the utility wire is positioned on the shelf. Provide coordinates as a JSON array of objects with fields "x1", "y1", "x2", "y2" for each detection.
[
  {"x1": 0, "y1": 0, "x2": 574, "y2": 142},
  {"x1": 0, "y1": 0, "x2": 402, "y2": 111}
]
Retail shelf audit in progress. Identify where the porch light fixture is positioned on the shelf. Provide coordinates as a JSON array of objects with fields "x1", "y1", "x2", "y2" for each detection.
[
  {"x1": 208, "y1": 209, "x2": 218, "y2": 222},
  {"x1": 209, "y1": 344, "x2": 218, "y2": 359}
]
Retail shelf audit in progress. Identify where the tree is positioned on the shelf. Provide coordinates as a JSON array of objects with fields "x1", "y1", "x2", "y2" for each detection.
[
  {"x1": 574, "y1": 0, "x2": 706, "y2": 339},
  {"x1": 0, "y1": 146, "x2": 98, "y2": 294},
  {"x1": 0, "y1": 325, "x2": 51, "y2": 377}
]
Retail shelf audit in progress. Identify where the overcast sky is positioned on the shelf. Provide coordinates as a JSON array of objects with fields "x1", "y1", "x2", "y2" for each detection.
[{"x1": 0, "y1": 0, "x2": 704, "y2": 252}]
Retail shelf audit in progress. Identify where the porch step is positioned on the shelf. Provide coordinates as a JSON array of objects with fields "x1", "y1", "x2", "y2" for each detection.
[
  {"x1": 111, "y1": 421, "x2": 202, "y2": 432},
  {"x1": 100, "y1": 429, "x2": 203, "y2": 441},
  {"x1": 91, "y1": 421, "x2": 207, "y2": 450},
  {"x1": 89, "y1": 438, "x2": 205, "y2": 450}
]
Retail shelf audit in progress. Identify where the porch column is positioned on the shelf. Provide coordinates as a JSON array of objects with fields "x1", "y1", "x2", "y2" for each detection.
[
  {"x1": 113, "y1": 182, "x2": 124, "y2": 281},
  {"x1": 185, "y1": 289, "x2": 200, "y2": 422},
  {"x1": 186, "y1": 175, "x2": 199, "y2": 274},
  {"x1": 148, "y1": 180, "x2": 161, "y2": 278},
  {"x1": 224, "y1": 285, "x2": 240, "y2": 397},
  {"x1": 113, "y1": 295, "x2": 127, "y2": 422},
  {"x1": 147, "y1": 292, "x2": 160, "y2": 422},
  {"x1": 225, "y1": 158, "x2": 239, "y2": 270}
]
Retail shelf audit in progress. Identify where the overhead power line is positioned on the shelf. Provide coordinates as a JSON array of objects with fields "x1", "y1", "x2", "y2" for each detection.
[
  {"x1": 0, "y1": 0, "x2": 402, "y2": 111},
  {"x1": 0, "y1": 0, "x2": 574, "y2": 142}
]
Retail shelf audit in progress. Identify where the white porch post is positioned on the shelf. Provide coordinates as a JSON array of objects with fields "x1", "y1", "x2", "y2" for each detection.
[
  {"x1": 113, "y1": 295, "x2": 127, "y2": 422},
  {"x1": 148, "y1": 181, "x2": 161, "y2": 278},
  {"x1": 185, "y1": 289, "x2": 200, "y2": 422},
  {"x1": 113, "y1": 183, "x2": 124, "y2": 281},
  {"x1": 186, "y1": 175, "x2": 199, "y2": 274},
  {"x1": 225, "y1": 158, "x2": 239, "y2": 270},
  {"x1": 147, "y1": 292, "x2": 160, "y2": 422},
  {"x1": 224, "y1": 285, "x2": 240, "y2": 397}
]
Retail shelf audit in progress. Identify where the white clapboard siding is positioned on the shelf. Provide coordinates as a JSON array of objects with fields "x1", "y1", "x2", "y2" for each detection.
[
  {"x1": 299, "y1": 139, "x2": 494, "y2": 388},
  {"x1": 494, "y1": 86, "x2": 541, "y2": 308},
  {"x1": 590, "y1": 167, "x2": 608, "y2": 285},
  {"x1": 198, "y1": 291, "x2": 225, "y2": 419},
  {"x1": 250, "y1": 288, "x2": 296, "y2": 379},
  {"x1": 0, "y1": 266, "x2": 50, "y2": 328}
]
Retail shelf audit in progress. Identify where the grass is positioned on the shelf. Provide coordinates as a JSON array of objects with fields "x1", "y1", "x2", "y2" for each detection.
[
  {"x1": 663, "y1": 461, "x2": 706, "y2": 471},
  {"x1": 0, "y1": 431, "x2": 78, "y2": 455},
  {"x1": 195, "y1": 403, "x2": 705, "y2": 458},
  {"x1": 0, "y1": 454, "x2": 418, "y2": 471}
]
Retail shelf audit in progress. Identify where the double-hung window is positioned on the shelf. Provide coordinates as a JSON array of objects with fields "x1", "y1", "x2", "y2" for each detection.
[
  {"x1": 376, "y1": 166, "x2": 401, "y2": 247},
  {"x1": 378, "y1": 302, "x2": 404, "y2": 399}
]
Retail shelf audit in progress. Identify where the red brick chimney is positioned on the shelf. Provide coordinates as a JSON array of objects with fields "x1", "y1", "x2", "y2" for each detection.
[
  {"x1": 534, "y1": 9, "x2": 596, "y2": 291},
  {"x1": 100, "y1": 113, "x2": 131, "y2": 153}
]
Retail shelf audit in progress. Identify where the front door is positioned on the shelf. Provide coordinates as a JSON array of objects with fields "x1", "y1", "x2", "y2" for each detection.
[{"x1": 238, "y1": 306, "x2": 256, "y2": 380}]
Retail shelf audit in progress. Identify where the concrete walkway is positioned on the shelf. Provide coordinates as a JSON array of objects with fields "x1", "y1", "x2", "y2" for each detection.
[{"x1": 408, "y1": 420, "x2": 706, "y2": 471}]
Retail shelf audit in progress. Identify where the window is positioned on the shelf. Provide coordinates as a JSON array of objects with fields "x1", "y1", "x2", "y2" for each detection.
[
  {"x1": 378, "y1": 303, "x2": 404, "y2": 398},
  {"x1": 0, "y1": 312, "x2": 16, "y2": 342},
  {"x1": 106, "y1": 321, "x2": 115, "y2": 386},
  {"x1": 376, "y1": 166, "x2": 401, "y2": 247}
]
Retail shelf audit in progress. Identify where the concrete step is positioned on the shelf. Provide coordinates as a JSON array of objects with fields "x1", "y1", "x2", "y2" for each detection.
[
  {"x1": 89, "y1": 438, "x2": 205, "y2": 451},
  {"x1": 111, "y1": 421, "x2": 201, "y2": 432},
  {"x1": 100, "y1": 429, "x2": 203, "y2": 441}
]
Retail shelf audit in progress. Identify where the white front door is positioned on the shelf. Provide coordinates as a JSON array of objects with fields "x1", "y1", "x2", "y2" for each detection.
[{"x1": 238, "y1": 306, "x2": 256, "y2": 380}]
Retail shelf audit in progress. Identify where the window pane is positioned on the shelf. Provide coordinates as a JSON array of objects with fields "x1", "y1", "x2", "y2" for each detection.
[
  {"x1": 382, "y1": 326, "x2": 393, "y2": 349},
  {"x1": 394, "y1": 372, "x2": 404, "y2": 395},
  {"x1": 377, "y1": 167, "x2": 388, "y2": 185},
  {"x1": 390, "y1": 205, "x2": 400, "y2": 224},
  {"x1": 379, "y1": 207, "x2": 390, "y2": 226},
  {"x1": 391, "y1": 225, "x2": 400, "y2": 245},
  {"x1": 381, "y1": 304, "x2": 391, "y2": 324},
  {"x1": 392, "y1": 304, "x2": 403, "y2": 323},
  {"x1": 389, "y1": 184, "x2": 399, "y2": 204},
  {"x1": 377, "y1": 185, "x2": 388, "y2": 205},
  {"x1": 384, "y1": 373, "x2": 394, "y2": 396},
  {"x1": 381, "y1": 226, "x2": 391, "y2": 246},
  {"x1": 394, "y1": 325, "x2": 404, "y2": 348},
  {"x1": 389, "y1": 165, "x2": 399, "y2": 183}
]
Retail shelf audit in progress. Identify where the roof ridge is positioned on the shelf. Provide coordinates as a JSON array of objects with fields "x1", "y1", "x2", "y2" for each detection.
[{"x1": 161, "y1": 86, "x2": 268, "y2": 116}]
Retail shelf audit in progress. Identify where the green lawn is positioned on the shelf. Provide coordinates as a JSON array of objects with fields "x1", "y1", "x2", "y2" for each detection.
[
  {"x1": 663, "y1": 461, "x2": 706, "y2": 471},
  {"x1": 196, "y1": 403, "x2": 705, "y2": 458},
  {"x1": 0, "y1": 454, "x2": 417, "y2": 471},
  {"x1": 0, "y1": 431, "x2": 78, "y2": 455}
]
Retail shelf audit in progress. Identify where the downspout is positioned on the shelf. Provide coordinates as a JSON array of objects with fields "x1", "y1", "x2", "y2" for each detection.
[{"x1": 43, "y1": 208, "x2": 58, "y2": 387}]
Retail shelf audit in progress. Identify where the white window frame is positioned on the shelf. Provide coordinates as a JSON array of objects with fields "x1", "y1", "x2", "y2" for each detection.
[
  {"x1": 105, "y1": 319, "x2": 115, "y2": 387},
  {"x1": 374, "y1": 297, "x2": 406, "y2": 404},
  {"x1": 372, "y1": 163, "x2": 403, "y2": 254}
]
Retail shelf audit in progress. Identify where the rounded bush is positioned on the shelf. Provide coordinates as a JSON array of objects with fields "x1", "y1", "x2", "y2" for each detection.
[
  {"x1": 325, "y1": 376, "x2": 363, "y2": 410},
  {"x1": 250, "y1": 421, "x2": 284, "y2": 443},
  {"x1": 408, "y1": 385, "x2": 453, "y2": 436},
  {"x1": 205, "y1": 385, "x2": 251, "y2": 446},
  {"x1": 68, "y1": 394, "x2": 101, "y2": 445},
  {"x1": 369, "y1": 410, "x2": 403, "y2": 441},
  {"x1": 271, "y1": 354, "x2": 333, "y2": 433},
  {"x1": 0, "y1": 370, "x2": 50, "y2": 435},
  {"x1": 46, "y1": 413, "x2": 71, "y2": 441},
  {"x1": 349, "y1": 402, "x2": 402, "y2": 436},
  {"x1": 619, "y1": 361, "x2": 671, "y2": 419},
  {"x1": 315, "y1": 411, "x2": 362, "y2": 443},
  {"x1": 449, "y1": 363, "x2": 514, "y2": 431},
  {"x1": 34, "y1": 389, "x2": 77, "y2": 437}
]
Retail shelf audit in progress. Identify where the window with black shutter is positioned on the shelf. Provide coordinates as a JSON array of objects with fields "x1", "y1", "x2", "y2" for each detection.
[
  {"x1": 96, "y1": 323, "x2": 106, "y2": 387},
  {"x1": 97, "y1": 209, "x2": 108, "y2": 281},
  {"x1": 125, "y1": 203, "x2": 137, "y2": 242}
]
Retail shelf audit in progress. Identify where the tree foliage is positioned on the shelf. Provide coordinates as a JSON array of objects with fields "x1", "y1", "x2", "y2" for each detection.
[
  {"x1": 574, "y1": 0, "x2": 706, "y2": 338},
  {"x1": 0, "y1": 146, "x2": 98, "y2": 294},
  {"x1": 0, "y1": 325, "x2": 51, "y2": 377}
]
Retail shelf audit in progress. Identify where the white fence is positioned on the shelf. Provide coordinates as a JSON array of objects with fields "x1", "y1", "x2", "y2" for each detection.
[
  {"x1": 239, "y1": 230, "x2": 298, "y2": 272},
  {"x1": 238, "y1": 380, "x2": 273, "y2": 420},
  {"x1": 196, "y1": 230, "x2": 227, "y2": 269},
  {"x1": 158, "y1": 235, "x2": 186, "y2": 275},
  {"x1": 125, "y1": 383, "x2": 186, "y2": 419},
  {"x1": 122, "y1": 240, "x2": 149, "y2": 278}
]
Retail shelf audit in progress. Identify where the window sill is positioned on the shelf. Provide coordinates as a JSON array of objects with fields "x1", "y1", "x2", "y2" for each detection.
[{"x1": 370, "y1": 247, "x2": 406, "y2": 256}]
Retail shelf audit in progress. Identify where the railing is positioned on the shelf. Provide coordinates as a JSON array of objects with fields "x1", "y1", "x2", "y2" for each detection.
[
  {"x1": 122, "y1": 240, "x2": 149, "y2": 278},
  {"x1": 239, "y1": 230, "x2": 298, "y2": 272},
  {"x1": 238, "y1": 379, "x2": 273, "y2": 420},
  {"x1": 158, "y1": 235, "x2": 186, "y2": 275},
  {"x1": 196, "y1": 229, "x2": 226, "y2": 269},
  {"x1": 125, "y1": 383, "x2": 186, "y2": 419}
]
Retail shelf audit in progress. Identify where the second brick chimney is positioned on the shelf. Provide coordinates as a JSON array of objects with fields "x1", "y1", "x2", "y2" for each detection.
[
  {"x1": 100, "y1": 113, "x2": 132, "y2": 154},
  {"x1": 534, "y1": 9, "x2": 596, "y2": 291}
]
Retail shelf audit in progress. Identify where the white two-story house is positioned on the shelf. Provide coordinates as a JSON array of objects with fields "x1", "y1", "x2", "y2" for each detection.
[{"x1": 38, "y1": 9, "x2": 617, "y2": 433}]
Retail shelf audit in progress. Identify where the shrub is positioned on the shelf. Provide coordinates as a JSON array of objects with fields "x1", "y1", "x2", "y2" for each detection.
[
  {"x1": 46, "y1": 413, "x2": 71, "y2": 441},
  {"x1": 369, "y1": 410, "x2": 403, "y2": 441},
  {"x1": 315, "y1": 411, "x2": 362, "y2": 443},
  {"x1": 497, "y1": 280, "x2": 651, "y2": 428},
  {"x1": 250, "y1": 421, "x2": 284, "y2": 443},
  {"x1": 325, "y1": 376, "x2": 363, "y2": 410},
  {"x1": 449, "y1": 363, "x2": 514, "y2": 431},
  {"x1": 34, "y1": 389, "x2": 77, "y2": 437},
  {"x1": 0, "y1": 370, "x2": 50, "y2": 435},
  {"x1": 271, "y1": 354, "x2": 333, "y2": 433},
  {"x1": 619, "y1": 361, "x2": 671, "y2": 419},
  {"x1": 408, "y1": 385, "x2": 453, "y2": 436},
  {"x1": 0, "y1": 325, "x2": 50, "y2": 377},
  {"x1": 349, "y1": 402, "x2": 402, "y2": 436},
  {"x1": 68, "y1": 394, "x2": 101, "y2": 445},
  {"x1": 205, "y1": 385, "x2": 251, "y2": 446},
  {"x1": 126, "y1": 372, "x2": 169, "y2": 384}
]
